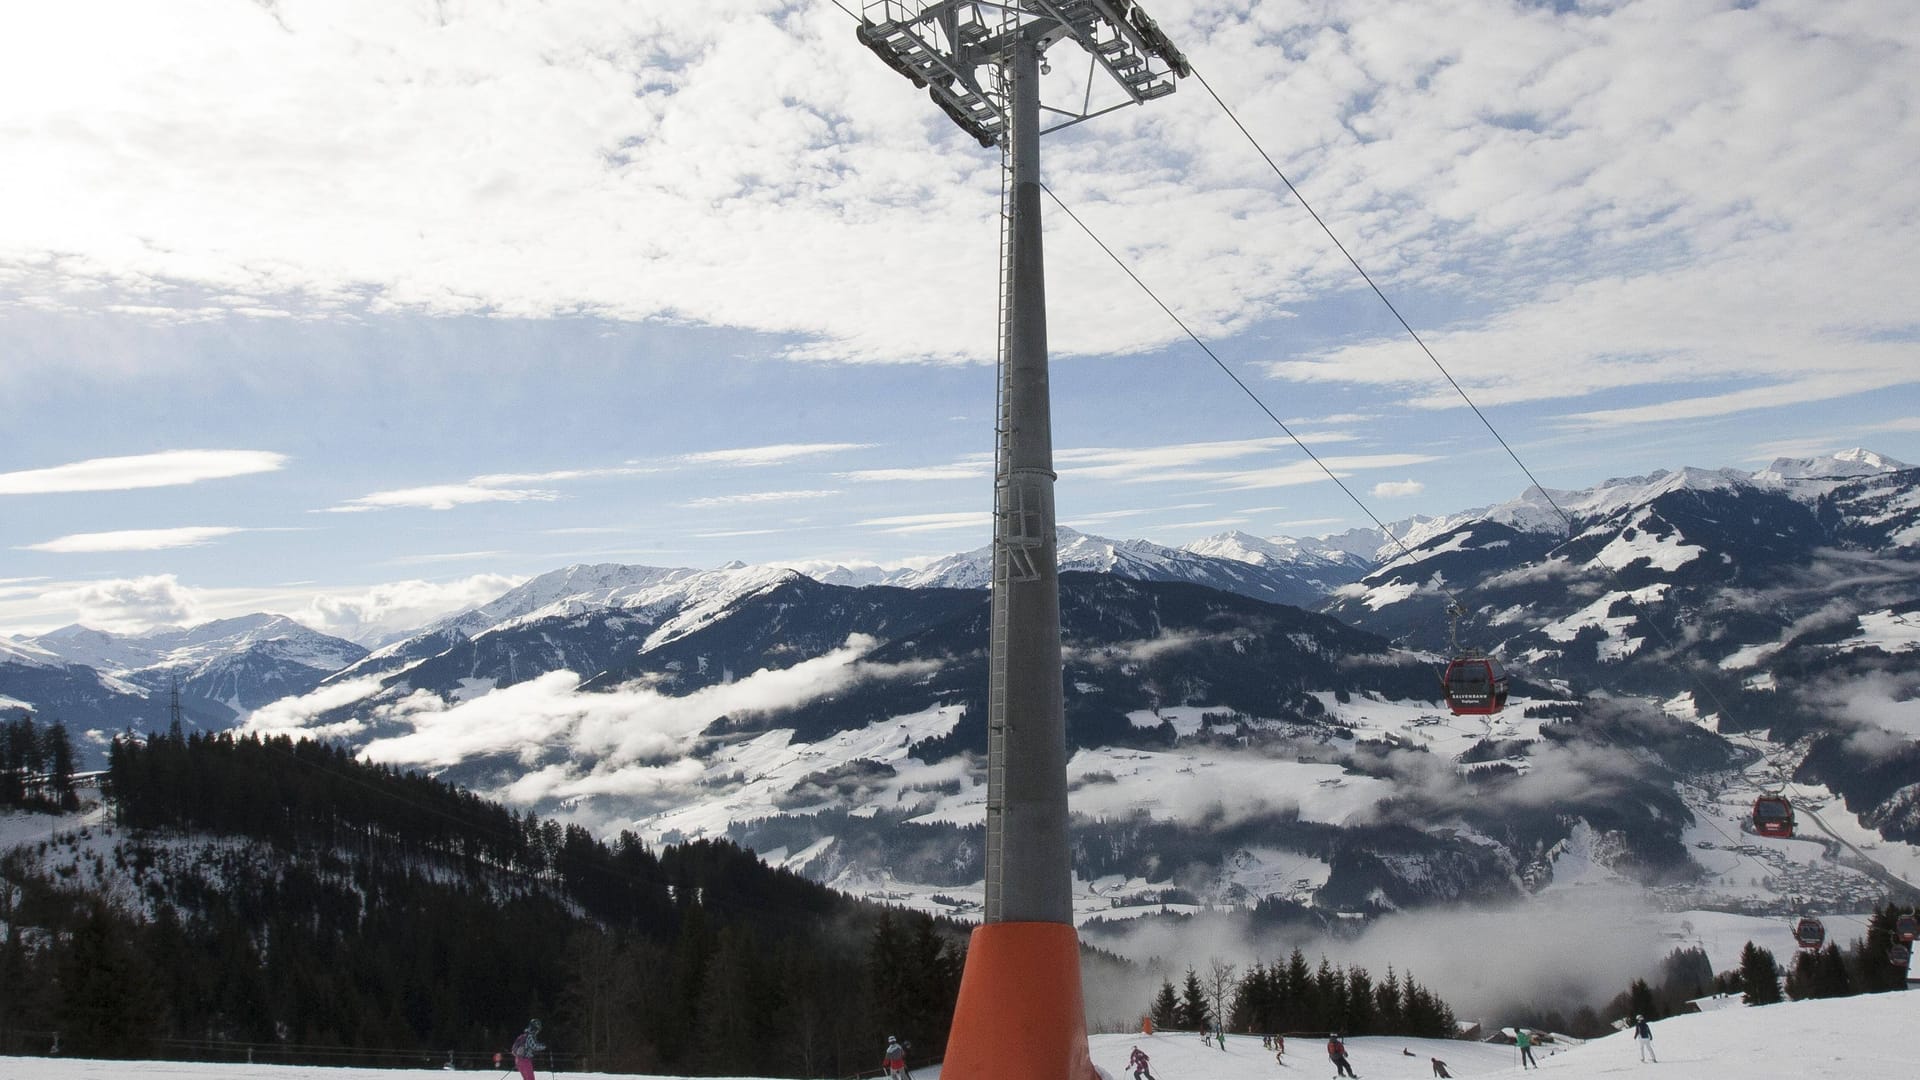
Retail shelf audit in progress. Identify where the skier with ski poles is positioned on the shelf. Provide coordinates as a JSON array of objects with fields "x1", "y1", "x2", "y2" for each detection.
[
  {"x1": 1128, "y1": 1045, "x2": 1156, "y2": 1080},
  {"x1": 1517, "y1": 1028, "x2": 1538, "y2": 1070},
  {"x1": 509, "y1": 1019, "x2": 545, "y2": 1080}
]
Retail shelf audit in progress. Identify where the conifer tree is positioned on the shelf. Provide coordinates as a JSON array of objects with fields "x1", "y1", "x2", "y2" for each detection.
[
  {"x1": 1738, "y1": 942, "x2": 1783, "y2": 1005},
  {"x1": 1150, "y1": 979, "x2": 1180, "y2": 1030},
  {"x1": 1282, "y1": 948, "x2": 1315, "y2": 1031},
  {"x1": 1180, "y1": 967, "x2": 1211, "y2": 1030},
  {"x1": 1375, "y1": 967, "x2": 1404, "y2": 1032},
  {"x1": 1627, "y1": 977, "x2": 1658, "y2": 1020}
]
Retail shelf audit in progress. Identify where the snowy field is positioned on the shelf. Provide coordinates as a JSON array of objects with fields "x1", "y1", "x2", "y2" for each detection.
[{"x1": 5, "y1": 991, "x2": 1917, "y2": 1079}]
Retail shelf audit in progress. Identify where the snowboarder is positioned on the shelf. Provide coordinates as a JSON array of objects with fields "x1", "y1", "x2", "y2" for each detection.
[
  {"x1": 1517, "y1": 1028, "x2": 1537, "y2": 1070},
  {"x1": 1634, "y1": 1014, "x2": 1657, "y2": 1063},
  {"x1": 1327, "y1": 1034, "x2": 1358, "y2": 1079},
  {"x1": 510, "y1": 1020, "x2": 545, "y2": 1080},
  {"x1": 1129, "y1": 1045, "x2": 1156, "y2": 1080},
  {"x1": 884, "y1": 1035, "x2": 910, "y2": 1080},
  {"x1": 1430, "y1": 1059, "x2": 1451, "y2": 1079}
]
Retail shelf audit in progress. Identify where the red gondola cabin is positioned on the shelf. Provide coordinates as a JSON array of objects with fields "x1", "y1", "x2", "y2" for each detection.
[
  {"x1": 1793, "y1": 917, "x2": 1826, "y2": 950},
  {"x1": 1897, "y1": 914, "x2": 1918, "y2": 944},
  {"x1": 1751, "y1": 795, "x2": 1794, "y2": 838},
  {"x1": 1443, "y1": 653, "x2": 1509, "y2": 716}
]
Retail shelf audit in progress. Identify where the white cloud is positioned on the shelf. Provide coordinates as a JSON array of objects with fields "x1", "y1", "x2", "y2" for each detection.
[
  {"x1": 22, "y1": 525, "x2": 247, "y2": 553},
  {"x1": 856, "y1": 511, "x2": 991, "y2": 534},
  {"x1": 1057, "y1": 437, "x2": 1310, "y2": 482},
  {"x1": 39, "y1": 574, "x2": 202, "y2": 633},
  {"x1": 0, "y1": 450, "x2": 286, "y2": 495},
  {"x1": 679, "y1": 443, "x2": 876, "y2": 467},
  {"x1": 324, "y1": 483, "x2": 559, "y2": 512},
  {"x1": 1371, "y1": 479, "x2": 1425, "y2": 498},
  {"x1": 681, "y1": 489, "x2": 840, "y2": 509},
  {"x1": 244, "y1": 676, "x2": 385, "y2": 740},
  {"x1": 1153, "y1": 517, "x2": 1247, "y2": 531},
  {"x1": 0, "y1": 570, "x2": 523, "y2": 642},
  {"x1": 1060, "y1": 508, "x2": 1154, "y2": 527},
  {"x1": 0, "y1": 0, "x2": 1914, "y2": 423},
  {"x1": 381, "y1": 550, "x2": 509, "y2": 565},
  {"x1": 296, "y1": 573, "x2": 525, "y2": 643},
  {"x1": 346, "y1": 636, "x2": 936, "y2": 783},
  {"x1": 1053, "y1": 439, "x2": 1429, "y2": 491},
  {"x1": 839, "y1": 461, "x2": 993, "y2": 483},
  {"x1": 468, "y1": 466, "x2": 655, "y2": 486},
  {"x1": 1207, "y1": 453, "x2": 1439, "y2": 491}
]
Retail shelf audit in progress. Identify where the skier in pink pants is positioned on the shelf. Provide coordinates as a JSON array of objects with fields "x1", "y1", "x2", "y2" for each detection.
[{"x1": 510, "y1": 1019, "x2": 545, "y2": 1080}]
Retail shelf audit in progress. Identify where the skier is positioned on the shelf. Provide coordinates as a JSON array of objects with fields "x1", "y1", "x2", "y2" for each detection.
[
  {"x1": 1128, "y1": 1045, "x2": 1156, "y2": 1080},
  {"x1": 1214, "y1": 1022, "x2": 1226, "y2": 1050},
  {"x1": 1634, "y1": 1014, "x2": 1657, "y2": 1063},
  {"x1": 884, "y1": 1035, "x2": 910, "y2": 1080},
  {"x1": 1327, "y1": 1033, "x2": 1358, "y2": 1079},
  {"x1": 510, "y1": 1020, "x2": 545, "y2": 1080},
  {"x1": 1430, "y1": 1059, "x2": 1451, "y2": 1079},
  {"x1": 1517, "y1": 1028, "x2": 1537, "y2": 1070}
]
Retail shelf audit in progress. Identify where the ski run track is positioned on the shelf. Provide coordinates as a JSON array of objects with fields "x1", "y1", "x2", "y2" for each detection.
[{"x1": 3, "y1": 990, "x2": 1915, "y2": 1080}]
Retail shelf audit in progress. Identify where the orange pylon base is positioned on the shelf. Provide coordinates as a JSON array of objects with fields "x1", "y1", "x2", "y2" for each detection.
[{"x1": 941, "y1": 922, "x2": 1096, "y2": 1080}]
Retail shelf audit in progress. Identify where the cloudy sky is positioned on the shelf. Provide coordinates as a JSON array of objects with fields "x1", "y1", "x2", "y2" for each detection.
[{"x1": 3, "y1": 0, "x2": 1917, "y2": 640}]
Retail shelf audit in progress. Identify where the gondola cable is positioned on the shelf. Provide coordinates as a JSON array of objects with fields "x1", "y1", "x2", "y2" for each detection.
[{"x1": 1179, "y1": 61, "x2": 1823, "y2": 800}]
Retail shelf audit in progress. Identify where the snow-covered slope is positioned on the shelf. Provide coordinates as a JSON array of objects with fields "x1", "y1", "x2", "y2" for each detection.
[
  {"x1": 2, "y1": 986, "x2": 1914, "y2": 1079},
  {"x1": 331, "y1": 562, "x2": 806, "y2": 684}
]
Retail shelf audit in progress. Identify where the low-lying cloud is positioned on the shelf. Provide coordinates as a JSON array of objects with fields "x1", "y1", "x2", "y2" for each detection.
[{"x1": 254, "y1": 635, "x2": 943, "y2": 814}]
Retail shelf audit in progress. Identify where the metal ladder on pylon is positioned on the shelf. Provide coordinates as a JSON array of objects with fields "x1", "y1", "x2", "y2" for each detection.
[{"x1": 983, "y1": 40, "x2": 1022, "y2": 923}]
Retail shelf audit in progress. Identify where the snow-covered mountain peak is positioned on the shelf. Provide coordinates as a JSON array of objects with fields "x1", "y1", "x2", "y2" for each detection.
[
  {"x1": 1755, "y1": 447, "x2": 1910, "y2": 483},
  {"x1": 1184, "y1": 529, "x2": 1304, "y2": 565},
  {"x1": 0, "y1": 635, "x2": 61, "y2": 668},
  {"x1": 22, "y1": 613, "x2": 362, "y2": 679}
]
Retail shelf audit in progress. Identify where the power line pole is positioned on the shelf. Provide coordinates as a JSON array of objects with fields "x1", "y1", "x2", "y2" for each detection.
[{"x1": 854, "y1": 4, "x2": 1188, "y2": 1078}]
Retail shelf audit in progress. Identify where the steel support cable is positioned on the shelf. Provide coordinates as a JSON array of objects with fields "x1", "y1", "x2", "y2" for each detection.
[
  {"x1": 1182, "y1": 65, "x2": 1804, "y2": 770},
  {"x1": 1037, "y1": 181, "x2": 1454, "y2": 606},
  {"x1": 1188, "y1": 67, "x2": 1576, "y2": 535},
  {"x1": 1165, "y1": 64, "x2": 1879, "y2": 897},
  {"x1": 829, "y1": 3, "x2": 1887, "y2": 913}
]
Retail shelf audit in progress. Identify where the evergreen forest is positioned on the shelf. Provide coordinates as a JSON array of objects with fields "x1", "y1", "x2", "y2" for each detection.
[{"x1": 0, "y1": 729, "x2": 963, "y2": 1075}]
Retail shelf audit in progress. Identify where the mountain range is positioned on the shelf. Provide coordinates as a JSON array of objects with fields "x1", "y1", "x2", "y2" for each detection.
[{"x1": 5, "y1": 448, "x2": 1917, "y2": 926}]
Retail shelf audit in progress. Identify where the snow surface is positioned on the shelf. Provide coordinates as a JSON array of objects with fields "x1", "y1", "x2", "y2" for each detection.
[
  {"x1": 1839, "y1": 609, "x2": 1920, "y2": 655},
  {"x1": 5, "y1": 989, "x2": 1919, "y2": 1079},
  {"x1": 1539, "y1": 585, "x2": 1667, "y2": 661}
]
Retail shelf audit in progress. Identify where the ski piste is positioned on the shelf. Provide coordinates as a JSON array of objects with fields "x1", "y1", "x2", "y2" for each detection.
[{"x1": 2, "y1": 991, "x2": 1914, "y2": 1079}]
